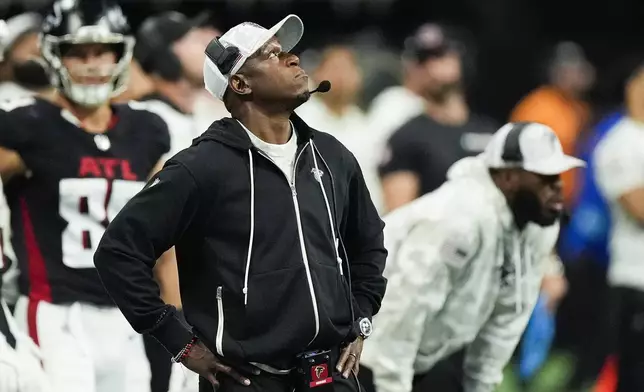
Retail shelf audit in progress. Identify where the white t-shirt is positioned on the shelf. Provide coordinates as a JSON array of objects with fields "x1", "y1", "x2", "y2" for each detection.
[
  {"x1": 238, "y1": 120, "x2": 298, "y2": 184},
  {"x1": 297, "y1": 97, "x2": 383, "y2": 212},
  {"x1": 594, "y1": 117, "x2": 644, "y2": 290}
]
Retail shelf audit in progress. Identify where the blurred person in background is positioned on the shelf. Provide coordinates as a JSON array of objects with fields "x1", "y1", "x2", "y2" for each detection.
[
  {"x1": 360, "y1": 122, "x2": 583, "y2": 392},
  {"x1": 365, "y1": 28, "x2": 427, "y2": 151},
  {"x1": 0, "y1": 175, "x2": 49, "y2": 392},
  {"x1": 593, "y1": 64, "x2": 644, "y2": 392},
  {"x1": 556, "y1": 61, "x2": 644, "y2": 392},
  {"x1": 0, "y1": 1, "x2": 175, "y2": 391},
  {"x1": 507, "y1": 46, "x2": 592, "y2": 387},
  {"x1": 133, "y1": 11, "x2": 221, "y2": 392},
  {"x1": 134, "y1": 11, "x2": 214, "y2": 159},
  {"x1": 379, "y1": 23, "x2": 496, "y2": 212},
  {"x1": 192, "y1": 84, "x2": 229, "y2": 131},
  {"x1": 297, "y1": 45, "x2": 383, "y2": 211},
  {"x1": 113, "y1": 53, "x2": 154, "y2": 102},
  {"x1": 190, "y1": 23, "x2": 231, "y2": 131},
  {"x1": 559, "y1": 108, "x2": 623, "y2": 392},
  {"x1": 511, "y1": 41, "x2": 595, "y2": 207},
  {"x1": 117, "y1": 12, "x2": 224, "y2": 134},
  {"x1": 0, "y1": 12, "x2": 52, "y2": 101},
  {"x1": 297, "y1": 46, "x2": 364, "y2": 135}
]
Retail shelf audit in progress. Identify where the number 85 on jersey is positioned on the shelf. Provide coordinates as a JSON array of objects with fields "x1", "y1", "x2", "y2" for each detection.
[{"x1": 60, "y1": 178, "x2": 144, "y2": 269}]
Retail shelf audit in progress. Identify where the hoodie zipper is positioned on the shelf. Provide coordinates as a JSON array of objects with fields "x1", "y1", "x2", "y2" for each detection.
[
  {"x1": 255, "y1": 144, "x2": 321, "y2": 344},
  {"x1": 216, "y1": 286, "x2": 225, "y2": 356}
]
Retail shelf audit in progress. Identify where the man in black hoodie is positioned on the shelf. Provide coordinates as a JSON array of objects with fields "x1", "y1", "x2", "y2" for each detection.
[{"x1": 94, "y1": 14, "x2": 387, "y2": 392}]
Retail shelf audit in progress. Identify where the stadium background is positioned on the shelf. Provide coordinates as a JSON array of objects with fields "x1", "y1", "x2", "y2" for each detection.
[
  {"x1": 2, "y1": 0, "x2": 643, "y2": 391},
  {"x1": 3, "y1": 0, "x2": 644, "y2": 119}
]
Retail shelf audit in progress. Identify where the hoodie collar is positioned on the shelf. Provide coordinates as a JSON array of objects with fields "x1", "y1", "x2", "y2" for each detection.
[{"x1": 193, "y1": 113, "x2": 314, "y2": 151}]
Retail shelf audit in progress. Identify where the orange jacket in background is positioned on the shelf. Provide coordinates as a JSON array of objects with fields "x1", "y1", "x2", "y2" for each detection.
[{"x1": 510, "y1": 86, "x2": 590, "y2": 205}]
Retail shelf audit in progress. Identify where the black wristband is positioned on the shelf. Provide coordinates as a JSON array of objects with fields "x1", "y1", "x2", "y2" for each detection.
[{"x1": 149, "y1": 307, "x2": 194, "y2": 357}]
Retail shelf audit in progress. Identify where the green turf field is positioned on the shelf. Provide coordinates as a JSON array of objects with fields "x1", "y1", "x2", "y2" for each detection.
[{"x1": 498, "y1": 351, "x2": 593, "y2": 392}]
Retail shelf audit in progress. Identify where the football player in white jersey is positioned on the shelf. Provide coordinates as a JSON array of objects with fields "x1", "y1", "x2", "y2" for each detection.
[
  {"x1": 0, "y1": 1, "x2": 173, "y2": 392},
  {"x1": 0, "y1": 178, "x2": 49, "y2": 392},
  {"x1": 0, "y1": 20, "x2": 48, "y2": 390}
]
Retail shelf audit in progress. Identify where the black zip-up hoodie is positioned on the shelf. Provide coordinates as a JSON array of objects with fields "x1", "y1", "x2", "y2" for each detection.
[{"x1": 94, "y1": 115, "x2": 387, "y2": 370}]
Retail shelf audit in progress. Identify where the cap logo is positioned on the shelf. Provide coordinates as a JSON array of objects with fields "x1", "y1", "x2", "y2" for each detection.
[
  {"x1": 546, "y1": 129, "x2": 557, "y2": 145},
  {"x1": 528, "y1": 129, "x2": 558, "y2": 159}
]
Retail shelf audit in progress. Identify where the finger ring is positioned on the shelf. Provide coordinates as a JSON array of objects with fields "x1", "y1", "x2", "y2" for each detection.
[{"x1": 349, "y1": 353, "x2": 357, "y2": 358}]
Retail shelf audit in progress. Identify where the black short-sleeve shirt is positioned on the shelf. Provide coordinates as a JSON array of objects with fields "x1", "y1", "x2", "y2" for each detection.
[{"x1": 379, "y1": 113, "x2": 497, "y2": 196}]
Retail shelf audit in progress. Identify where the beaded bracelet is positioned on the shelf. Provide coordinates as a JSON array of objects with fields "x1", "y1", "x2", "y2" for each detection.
[{"x1": 172, "y1": 336, "x2": 198, "y2": 363}]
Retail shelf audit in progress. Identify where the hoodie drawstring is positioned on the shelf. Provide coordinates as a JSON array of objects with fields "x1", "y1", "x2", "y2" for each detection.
[
  {"x1": 309, "y1": 142, "x2": 344, "y2": 276},
  {"x1": 523, "y1": 238, "x2": 532, "y2": 311},
  {"x1": 242, "y1": 143, "x2": 343, "y2": 304},
  {"x1": 514, "y1": 233, "x2": 522, "y2": 314},
  {"x1": 242, "y1": 150, "x2": 256, "y2": 305},
  {"x1": 513, "y1": 233, "x2": 533, "y2": 314}
]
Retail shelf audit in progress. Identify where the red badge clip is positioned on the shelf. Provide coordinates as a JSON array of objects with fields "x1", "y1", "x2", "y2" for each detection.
[{"x1": 309, "y1": 363, "x2": 333, "y2": 388}]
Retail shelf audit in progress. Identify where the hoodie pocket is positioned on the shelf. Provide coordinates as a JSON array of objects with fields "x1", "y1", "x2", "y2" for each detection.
[
  {"x1": 244, "y1": 266, "x2": 314, "y2": 338},
  {"x1": 311, "y1": 263, "x2": 352, "y2": 328},
  {"x1": 216, "y1": 286, "x2": 225, "y2": 356}
]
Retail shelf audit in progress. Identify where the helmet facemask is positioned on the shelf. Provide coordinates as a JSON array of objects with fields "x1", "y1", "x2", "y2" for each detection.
[{"x1": 41, "y1": 25, "x2": 134, "y2": 108}]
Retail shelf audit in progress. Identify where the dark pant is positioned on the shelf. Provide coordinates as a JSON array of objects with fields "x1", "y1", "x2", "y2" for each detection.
[
  {"x1": 143, "y1": 334, "x2": 173, "y2": 392},
  {"x1": 199, "y1": 348, "x2": 363, "y2": 392},
  {"x1": 558, "y1": 257, "x2": 610, "y2": 389},
  {"x1": 610, "y1": 287, "x2": 644, "y2": 392},
  {"x1": 359, "y1": 349, "x2": 465, "y2": 392},
  {"x1": 198, "y1": 370, "x2": 362, "y2": 392},
  {"x1": 356, "y1": 367, "x2": 376, "y2": 392}
]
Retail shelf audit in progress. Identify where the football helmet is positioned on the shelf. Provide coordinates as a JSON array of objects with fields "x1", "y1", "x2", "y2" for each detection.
[{"x1": 40, "y1": 0, "x2": 134, "y2": 107}]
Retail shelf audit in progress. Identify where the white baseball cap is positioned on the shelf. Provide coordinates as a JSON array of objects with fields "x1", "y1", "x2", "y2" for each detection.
[
  {"x1": 203, "y1": 14, "x2": 304, "y2": 100},
  {"x1": 481, "y1": 122, "x2": 586, "y2": 175}
]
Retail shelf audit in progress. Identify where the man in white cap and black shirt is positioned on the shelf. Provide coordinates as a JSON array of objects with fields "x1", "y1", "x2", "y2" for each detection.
[
  {"x1": 359, "y1": 122, "x2": 584, "y2": 392},
  {"x1": 94, "y1": 14, "x2": 387, "y2": 392},
  {"x1": 0, "y1": 157, "x2": 48, "y2": 392},
  {"x1": 376, "y1": 23, "x2": 497, "y2": 213}
]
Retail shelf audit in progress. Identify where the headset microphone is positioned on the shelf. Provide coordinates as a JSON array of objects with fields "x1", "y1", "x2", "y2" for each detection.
[{"x1": 310, "y1": 80, "x2": 331, "y2": 94}]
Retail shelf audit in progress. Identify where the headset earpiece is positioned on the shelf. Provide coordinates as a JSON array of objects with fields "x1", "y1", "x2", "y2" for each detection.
[{"x1": 205, "y1": 38, "x2": 242, "y2": 75}]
